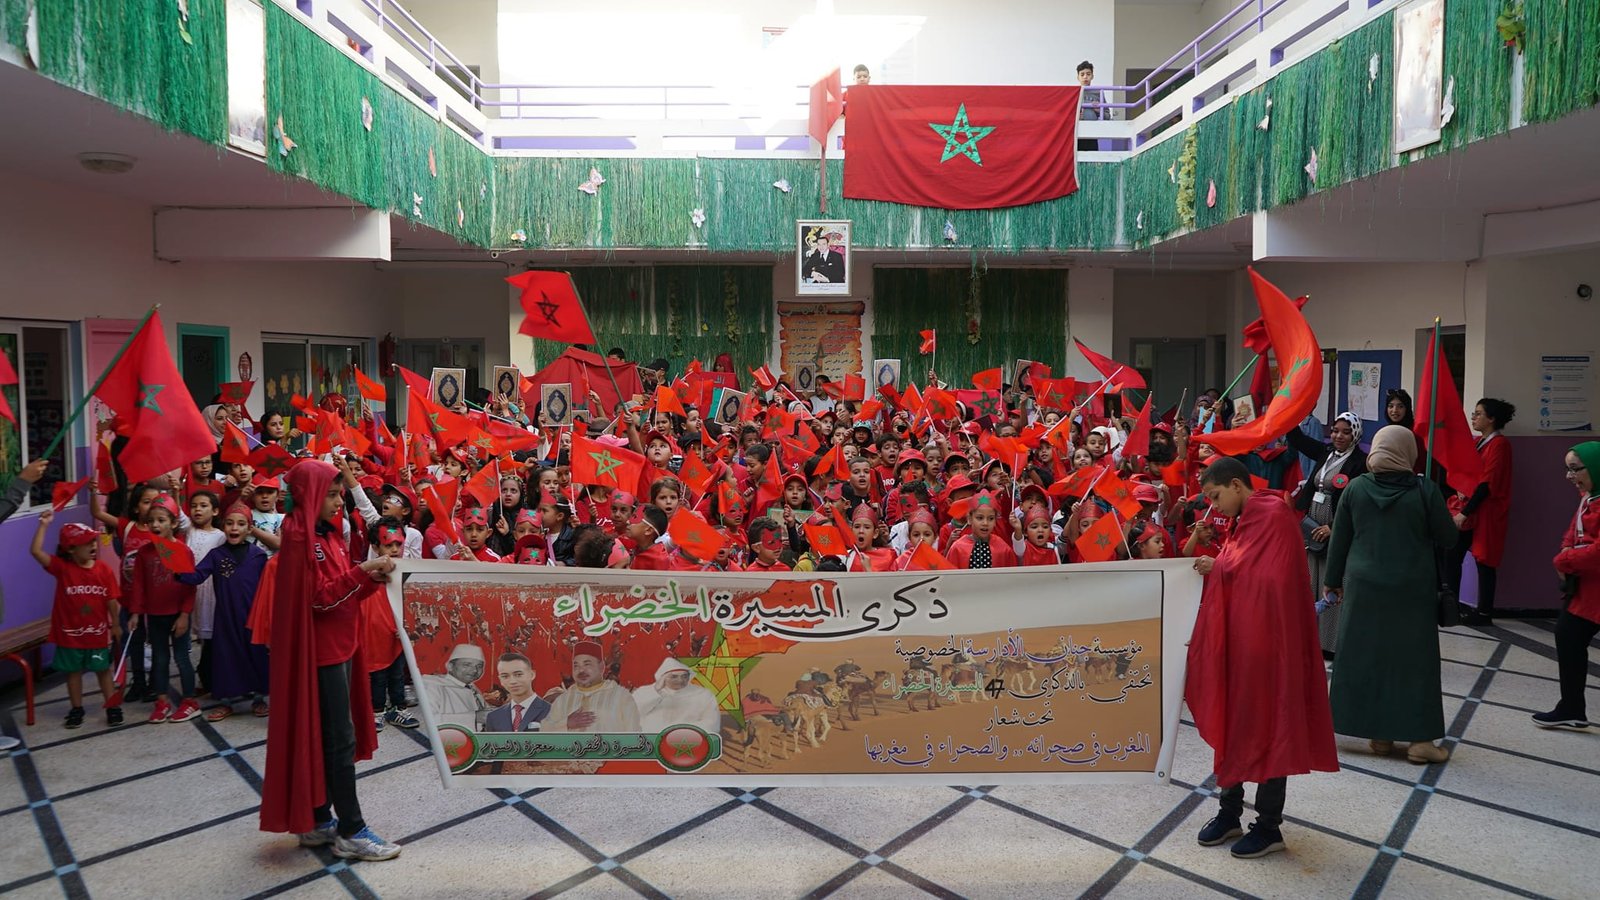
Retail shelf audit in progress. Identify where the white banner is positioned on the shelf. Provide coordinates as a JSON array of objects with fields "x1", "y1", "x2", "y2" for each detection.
[{"x1": 390, "y1": 559, "x2": 1202, "y2": 788}]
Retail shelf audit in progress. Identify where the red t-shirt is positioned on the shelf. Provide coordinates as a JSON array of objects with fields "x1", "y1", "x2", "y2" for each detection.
[
  {"x1": 310, "y1": 525, "x2": 382, "y2": 667},
  {"x1": 118, "y1": 518, "x2": 153, "y2": 590},
  {"x1": 48, "y1": 557, "x2": 121, "y2": 648},
  {"x1": 127, "y1": 543, "x2": 196, "y2": 616}
]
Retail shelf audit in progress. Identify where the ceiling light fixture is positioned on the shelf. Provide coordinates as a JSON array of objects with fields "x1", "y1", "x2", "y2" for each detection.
[{"x1": 77, "y1": 152, "x2": 137, "y2": 174}]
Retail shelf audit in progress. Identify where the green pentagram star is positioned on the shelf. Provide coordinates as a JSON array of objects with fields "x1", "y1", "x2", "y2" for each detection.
[
  {"x1": 683, "y1": 626, "x2": 762, "y2": 728},
  {"x1": 137, "y1": 381, "x2": 165, "y2": 414},
  {"x1": 1276, "y1": 358, "x2": 1309, "y2": 398},
  {"x1": 1095, "y1": 533, "x2": 1111, "y2": 548},
  {"x1": 929, "y1": 104, "x2": 995, "y2": 165},
  {"x1": 974, "y1": 392, "x2": 1002, "y2": 418},
  {"x1": 669, "y1": 737, "x2": 699, "y2": 760},
  {"x1": 589, "y1": 449, "x2": 624, "y2": 480},
  {"x1": 976, "y1": 494, "x2": 992, "y2": 507}
]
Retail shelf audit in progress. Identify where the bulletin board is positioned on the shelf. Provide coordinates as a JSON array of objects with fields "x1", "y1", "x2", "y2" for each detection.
[
  {"x1": 1336, "y1": 349, "x2": 1402, "y2": 447},
  {"x1": 777, "y1": 301, "x2": 865, "y2": 384}
]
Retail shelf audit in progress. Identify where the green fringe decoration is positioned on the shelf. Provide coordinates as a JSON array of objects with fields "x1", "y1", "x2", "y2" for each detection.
[
  {"x1": 1122, "y1": 134, "x2": 1185, "y2": 246},
  {"x1": 0, "y1": 0, "x2": 27, "y2": 51},
  {"x1": 1264, "y1": 52, "x2": 1324, "y2": 208},
  {"x1": 1423, "y1": 0, "x2": 1512, "y2": 155},
  {"x1": 1523, "y1": 0, "x2": 1600, "y2": 124},
  {"x1": 35, "y1": 0, "x2": 228, "y2": 145},
  {"x1": 1176, "y1": 127, "x2": 1198, "y2": 230},
  {"x1": 1316, "y1": 13, "x2": 1394, "y2": 180},
  {"x1": 524, "y1": 266, "x2": 773, "y2": 380},
  {"x1": 498, "y1": 157, "x2": 1121, "y2": 253},
  {"x1": 265, "y1": 4, "x2": 494, "y2": 247},
  {"x1": 871, "y1": 267, "x2": 1067, "y2": 388}
]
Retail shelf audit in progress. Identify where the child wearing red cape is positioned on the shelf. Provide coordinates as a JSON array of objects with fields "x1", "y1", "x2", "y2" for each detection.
[
  {"x1": 259, "y1": 460, "x2": 402, "y2": 861},
  {"x1": 1186, "y1": 457, "x2": 1337, "y2": 859}
]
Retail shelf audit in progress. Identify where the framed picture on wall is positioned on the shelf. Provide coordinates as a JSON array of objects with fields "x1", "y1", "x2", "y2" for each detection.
[
  {"x1": 796, "y1": 220, "x2": 851, "y2": 296},
  {"x1": 1393, "y1": 0, "x2": 1445, "y2": 153}
]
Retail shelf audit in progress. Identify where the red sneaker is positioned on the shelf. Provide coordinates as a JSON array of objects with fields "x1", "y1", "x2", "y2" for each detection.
[
  {"x1": 149, "y1": 697, "x2": 174, "y2": 723},
  {"x1": 170, "y1": 698, "x2": 202, "y2": 723}
]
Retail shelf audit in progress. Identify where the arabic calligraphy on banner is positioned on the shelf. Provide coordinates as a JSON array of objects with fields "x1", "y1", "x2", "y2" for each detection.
[
  {"x1": 777, "y1": 301, "x2": 866, "y2": 385},
  {"x1": 392, "y1": 560, "x2": 1202, "y2": 787}
]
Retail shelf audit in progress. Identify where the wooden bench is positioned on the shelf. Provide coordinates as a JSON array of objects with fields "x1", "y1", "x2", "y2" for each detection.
[{"x1": 0, "y1": 619, "x2": 50, "y2": 726}]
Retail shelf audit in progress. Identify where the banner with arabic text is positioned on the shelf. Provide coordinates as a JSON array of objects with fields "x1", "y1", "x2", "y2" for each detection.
[{"x1": 392, "y1": 560, "x2": 1202, "y2": 787}]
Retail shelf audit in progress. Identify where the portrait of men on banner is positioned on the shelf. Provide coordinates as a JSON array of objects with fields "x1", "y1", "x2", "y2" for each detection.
[
  {"x1": 1393, "y1": 0, "x2": 1444, "y2": 153},
  {"x1": 430, "y1": 367, "x2": 467, "y2": 409},
  {"x1": 797, "y1": 220, "x2": 851, "y2": 296},
  {"x1": 542, "y1": 382, "x2": 573, "y2": 426},
  {"x1": 482, "y1": 652, "x2": 551, "y2": 733},
  {"x1": 873, "y1": 358, "x2": 901, "y2": 390},
  {"x1": 421, "y1": 643, "x2": 490, "y2": 731},
  {"x1": 545, "y1": 640, "x2": 641, "y2": 733},
  {"x1": 493, "y1": 365, "x2": 520, "y2": 400}
]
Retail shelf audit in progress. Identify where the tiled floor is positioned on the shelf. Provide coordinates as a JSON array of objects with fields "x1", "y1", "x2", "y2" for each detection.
[{"x1": 3, "y1": 620, "x2": 1596, "y2": 899}]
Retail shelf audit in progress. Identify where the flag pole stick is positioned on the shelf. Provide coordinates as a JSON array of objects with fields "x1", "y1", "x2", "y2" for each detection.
[
  {"x1": 572, "y1": 289, "x2": 629, "y2": 420},
  {"x1": 41, "y1": 305, "x2": 160, "y2": 462},
  {"x1": 1197, "y1": 353, "x2": 1261, "y2": 431},
  {"x1": 1425, "y1": 317, "x2": 1441, "y2": 479}
]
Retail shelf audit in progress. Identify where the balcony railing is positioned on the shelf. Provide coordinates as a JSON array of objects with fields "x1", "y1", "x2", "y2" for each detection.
[{"x1": 283, "y1": 0, "x2": 1395, "y2": 157}]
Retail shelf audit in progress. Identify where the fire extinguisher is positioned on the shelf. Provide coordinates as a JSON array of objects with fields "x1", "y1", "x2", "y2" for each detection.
[{"x1": 379, "y1": 332, "x2": 397, "y2": 374}]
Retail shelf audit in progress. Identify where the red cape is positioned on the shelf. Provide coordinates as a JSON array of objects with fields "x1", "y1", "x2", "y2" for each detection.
[
  {"x1": 260, "y1": 461, "x2": 379, "y2": 834},
  {"x1": 1185, "y1": 491, "x2": 1337, "y2": 786}
]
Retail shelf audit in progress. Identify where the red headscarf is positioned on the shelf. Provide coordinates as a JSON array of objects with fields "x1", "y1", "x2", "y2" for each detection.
[{"x1": 260, "y1": 460, "x2": 378, "y2": 834}]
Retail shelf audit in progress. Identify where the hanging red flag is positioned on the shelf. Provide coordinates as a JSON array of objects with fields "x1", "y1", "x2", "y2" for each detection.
[
  {"x1": 1195, "y1": 269, "x2": 1323, "y2": 457},
  {"x1": 842, "y1": 85, "x2": 1081, "y2": 210},
  {"x1": 817, "y1": 444, "x2": 851, "y2": 482},
  {"x1": 421, "y1": 481, "x2": 462, "y2": 547},
  {"x1": 93, "y1": 312, "x2": 217, "y2": 484},
  {"x1": 220, "y1": 419, "x2": 254, "y2": 465},
  {"x1": 1073, "y1": 338, "x2": 1147, "y2": 391},
  {"x1": 354, "y1": 366, "x2": 387, "y2": 402},
  {"x1": 749, "y1": 365, "x2": 779, "y2": 394},
  {"x1": 51, "y1": 475, "x2": 91, "y2": 511},
  {"x1": 919, "y1": 329, "x2": 937, "y2": 355},
  {"x1": 1074, "y1": 514, "x2": 1123, "y2": 563},
  {"x1": 655, "y1": 385, "x2": 686, "y2": 417},
  {"x1": 95, "y1": 439, "x2": 118, "y2": 494},
  {"x1": 808, "y1": 68, "x2": 844, "y2": 146},
  {"x1": 508, "y1": 270, "x2": 596, "y2": 345},
  {"x1": 1414, "y1": 330, "x2": 1484, "y2": 496}
]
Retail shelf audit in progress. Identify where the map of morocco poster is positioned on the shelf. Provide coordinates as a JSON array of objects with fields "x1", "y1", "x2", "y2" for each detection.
[{"x1": 391, "y1": 559, "x2": 1201, "y2": 787}]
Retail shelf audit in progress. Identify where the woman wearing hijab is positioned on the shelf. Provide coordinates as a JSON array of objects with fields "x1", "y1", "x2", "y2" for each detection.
[
  {"x1": 1288, "y1": 412, "x2": 1369, "y2": 655},
  {"x1": 1536, "y1": 442, "x2": 1600, "y2": 729},
  {"x1": 1322, "y1": 426, "x2": 1458, "y2": 764}
]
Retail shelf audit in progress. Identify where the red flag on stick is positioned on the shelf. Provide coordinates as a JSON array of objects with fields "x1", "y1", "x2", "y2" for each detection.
[
  {"x1": 94, "y1": 312, "x2": 216, "y2": 484},
  {"x1": 52, "y1": 475, "x2": 90, "y2": 511},
  {"x1": 1122, "y1": 393, "x2": 1156, "y2": 459},
  {"x1": 571, "y1": 435, "x2": 647, "y2": 492},
  {"x1": 220, "y1": 419, "x2": 254, "y2": 465},
  {"x1": 0, "y1": 345, "x2": 17, "y2": 423},
  {"x1": 1414, "y1": 329, "x2": 1484, "y2": 496},
  {"x1": 668, "y1": 508, "x2": 727, "y2": 562},
  {"x1": 1073, "y1": 338, "x2": 1146, "y2": 391},
  {"x1": 919, "y1": 330, "x2": 937, "y2": 355},
  {"x1": 508, "y1": 270, "x2": 596, "y2": 345},
  {"x1": 1074, "y1": 514, "x2": 1123, "y2": 563},
  {"x1": 354, "y1": 366, "x2": 387, "y2": 402}
]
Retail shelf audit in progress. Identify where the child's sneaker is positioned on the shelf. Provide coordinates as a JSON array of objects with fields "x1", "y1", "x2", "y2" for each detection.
[
  {"x1": 106, "y1": 706, "x2": 124, "y2": 727},
  {"x1": 64, "y1": 706, "x2": 86, "y2": 729},
  {"x1": 333, "y1": 826, "x2": 402, "y2": 861},
  {"x1": 384, "y1": 708, "x2": 420, "y2": 730},
  {"x1": 374, "y1": 713, "x2": 387, "y2": 733},
  {"x1": 297, "y1": 818, "x2": 339, "y2": 847},
  {"x1": 169, "y1": 699, "x2": 202, "y2": 723},
  {"x1": 149, "y1": 697, "x2": 174, "y2": 723}
]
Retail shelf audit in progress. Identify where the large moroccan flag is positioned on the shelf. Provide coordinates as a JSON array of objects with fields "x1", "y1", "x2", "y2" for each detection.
[
  {"x1": 1414, "y1": 330, "x2": 1484, "y2": 496},
  {"x1": 95, "y1": 312, "x2": 216, "y2": 483},
  {"x1": 842, "y1": 85, "x2": 1081, "y2": 209},
  {"x1": 1196, "y1": 269, "x2": 1323, "y2": 457}
]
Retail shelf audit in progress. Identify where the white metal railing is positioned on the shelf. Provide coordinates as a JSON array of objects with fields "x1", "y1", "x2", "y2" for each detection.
[{"x1": 280, "y1": 0, "x2": 1394, "y2": 158}]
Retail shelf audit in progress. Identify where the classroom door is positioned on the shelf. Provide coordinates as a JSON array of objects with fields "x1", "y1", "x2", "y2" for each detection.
[{"x1": 178, "y1": 324, "x2": 229, "y2": 407}]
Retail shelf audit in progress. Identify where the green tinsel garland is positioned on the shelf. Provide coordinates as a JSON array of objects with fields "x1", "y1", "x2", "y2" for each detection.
[
  {"x1": 1122, "y1": 133, "x2": 1185, "y2": 246},
  {"x1": 722, "y1": 269, "x2": 739, "y2": 344},
  {"x1": 0, "y1": 0, "x2": 27, "y2": 51},
  {"x1": 965, "y1": 262, "x2": 984, "y2": 345},
  {"x1": 1419, "y1": 1, "x2": 1511, "y2": 158},
  {"x1": 872, "y1": 268, "x2": 1067, "y2": 387},
  {"x1": 1523, "y1": 0, "x2": 1600, "y2": 124},
  {"x1": 36, "y1": 0, "x2": 228, "y2": 145},
  {"x1": 265, "y1": 4, "x2": 493, "y2": 247},
  {"x1": 1176, "y1": 127, "x2": 1198, "y2": 229},
  {"x1": 1317, "y1": 13, "x2": 1393, "y2": 181}
]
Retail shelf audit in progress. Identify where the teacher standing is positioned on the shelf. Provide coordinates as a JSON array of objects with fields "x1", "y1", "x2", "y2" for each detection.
[
  {"x1": 1323, "y1": 426, "x2": 1459, "y2": 763},
  {"x1": 1288, "y1": 412, "x2": 1368, "y2": 656}
]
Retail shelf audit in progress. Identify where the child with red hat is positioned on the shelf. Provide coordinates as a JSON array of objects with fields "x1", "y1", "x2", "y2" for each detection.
[
  {"x1": 127, "y1": 493, "x2": 202, "y2": 723},
  {"x1": 625, "y1": 506, "x2": 672, "y2": 570},
  {"x1": 893, "y1": 508, "x2": 943, "y2": 570},
  {"x1": 456, "y1": 506, "x2": 504, "y2": 562},
  {"x1": 1017, "y1": 507, "x2": 1063, "y2": 566},
  {"x1": 847, "y1": 503, "x2": 896, "y2": 571},
  {"x1": 177, "y1": 502, "x2": 272, "y2": 721},
  {"x1": 606, "y1": 491, "x2": 636, "y2": 537},
  {"x1": 944, "y1": 490, "x2": 1018, "y2": 568},
  {"x1": 746, "y1": 519, "x2": 791, "y2": 571},
  {"x1": 30, "y1": 510, "x2": 123, "y2": 729}
]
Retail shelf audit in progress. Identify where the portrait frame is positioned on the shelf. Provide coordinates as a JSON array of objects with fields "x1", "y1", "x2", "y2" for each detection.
[
  {"x1": 429, "y1": 367, "x2": 467, "y2": 409},
  {"x1": 796, "y1": 220, "x2": 852, "y2": 297},
  {"x1": 1393, "y1": 0, "x2": 1445, "y2": 154}
]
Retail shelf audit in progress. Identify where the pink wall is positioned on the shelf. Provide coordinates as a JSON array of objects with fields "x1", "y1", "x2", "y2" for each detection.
[{"x1": 1496, "y1": 435, "x2": 1586, "y2": 612}]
